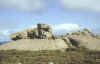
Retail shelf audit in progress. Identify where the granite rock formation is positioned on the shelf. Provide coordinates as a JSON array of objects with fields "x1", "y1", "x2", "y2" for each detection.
[
  {"x1": 67, "y1": 29, "x2": 100, "y2": 50},
  {"x1": 0, "y1": 24, "x2": 100, "y2": 51},
  {"x1": 10, "y1": 24, "x2": 53, "y2": 40}
]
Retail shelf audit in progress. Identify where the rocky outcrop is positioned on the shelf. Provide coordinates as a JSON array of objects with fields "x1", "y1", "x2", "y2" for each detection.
[
  {"x1": 67, "y1": 29, "x2": 100, "y2": 51},
  {"x1": 2, "y1": 23, "x2": 100, "y2": 51},
  {"x1": 10, "y1": 28, "x2": 36, "y2": 40},
  {"x1": 10, "y1": 24, "x2": 53, "y2": 40},
  {"x1": 96, "y1": 35, "x2": 100, "y2": 39},
  {"x1": 6, "y1": 24, "x2": 70, "y2": 51}
]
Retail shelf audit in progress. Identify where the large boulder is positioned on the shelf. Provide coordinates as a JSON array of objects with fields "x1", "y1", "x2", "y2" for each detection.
[
  {"x1": 40, "y1": 31, "x2": 53, "y2": 39},
  {"x1": 10, "y1": 32, "x2": 22, "y2": 40},
  {"x1": 96, "y1": 35, "x2": 100, "y2": 39},
  {"x1": 37, "y1": 24, "x2": 53, "y2": 39},
  {"x1": 10, "y1": 28, "x2": 36, "y2": 40},
  {"x1": 68, "y1": 29, "x2": 100, "y2": 51}
]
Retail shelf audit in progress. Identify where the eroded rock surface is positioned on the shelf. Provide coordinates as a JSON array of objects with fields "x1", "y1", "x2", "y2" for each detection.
[
  {"x1": 67, "y1": 29, "x2": 100, "y2": 50},
  {"x1": 1, "y1": 23, "x2": 100, "y2": 51},
  {"x1": 10, "y1": 24, "x2": 53, "y2": 40},
  {"x1": 0, "y1": 39, "x2": 68, "y2": 51}
]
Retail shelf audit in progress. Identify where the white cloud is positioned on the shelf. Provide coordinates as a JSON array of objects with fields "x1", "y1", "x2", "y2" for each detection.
[
  {"x1": 0, "y1": 30, "x2": 11, "y2": 41},
  {"x1": 0, "y1": 30, "x2": 10, "y2": 36},
  {"x1": 53, "y1": 24, "x2": 80, "y2": 34},
  {"x1": 0, "y1": 29, "x2": 21, "y2": 41},
  {"x1": 0, "y1": 0, "x2": 46, "y2": 12},
  {"x1": 60, "y1": 0, "x2": 100, "y2": 12},
  {"x1": 28, "y1": 25, "x2": 37, "y2": 29}
]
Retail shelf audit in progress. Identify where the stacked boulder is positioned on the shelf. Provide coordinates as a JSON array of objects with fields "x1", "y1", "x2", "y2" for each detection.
[
  {"x1": 10, "y1": 24, "x2": 53, "y2": 40},
  {"x1": 37, "y1": 24, "x2": 52, "y2": 39}
]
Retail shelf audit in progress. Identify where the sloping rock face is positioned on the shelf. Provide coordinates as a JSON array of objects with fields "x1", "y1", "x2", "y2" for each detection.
[
  {"x1": 67, "y1": 29, "x2": 100, "y2": 51},
  {"x1": 0, "y1": 39, "x2": 68, "y2": 51}
]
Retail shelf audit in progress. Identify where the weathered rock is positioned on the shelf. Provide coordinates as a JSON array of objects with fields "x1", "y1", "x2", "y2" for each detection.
[
  {"x1": 10, "y1": 33, "x2": 18, "y2": 40},
  {"x1": 10, "y1": 24, "x2": 53, "y2": 40},
  {"x1": 9, "y1": 24, "x2": 100, "y2": 51},
  {"x1": 27, "y1": 28, "x2": 38, "y2": 39},
  {"x1": 71, "y1": 30, "x2": 81, "y2": 35},
  {"x1": 62, "y1": 37, "x2": 72, "y2": 48},
  {"x1": 0, "y1": 39, "x2": 69, "y2": 51},
  {"x1": 19, "y1": 30, "x2": 28, "y2": 39},
  {"x1": 37, "y1": 24, "x2": 52, "y2": 39},
  {"x1": 96, "y1": 35, "x2": 100, "y2": 39},
  {"x1": 10, "y1": 32, "x2": 23, "y2": 40},
  {"x1": 68, "y1": 29, "x2": 100, "y2": 51},
  {"x1": 10, "y1": 29, "x2": 29, "y2": 40}
]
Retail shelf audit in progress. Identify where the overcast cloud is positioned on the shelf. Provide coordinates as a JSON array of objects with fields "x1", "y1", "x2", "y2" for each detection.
[
  {"x1": 0, "y1": 0, "x2": 100, "y2": 12},
  {"x1": 60, "y1": 0, "x2": 100, "y2": 12},
  {"x1": 0, "y1": 0, "x2": 46, "y2": 12},
  {"x1": 53, "y1": 24, "x2": 80, "y2": 34}
]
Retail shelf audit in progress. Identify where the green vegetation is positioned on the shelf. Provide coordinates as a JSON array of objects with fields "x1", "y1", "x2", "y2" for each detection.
[{"x1": 0, "y1": 47, "x2": 99, "y2": 64}]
